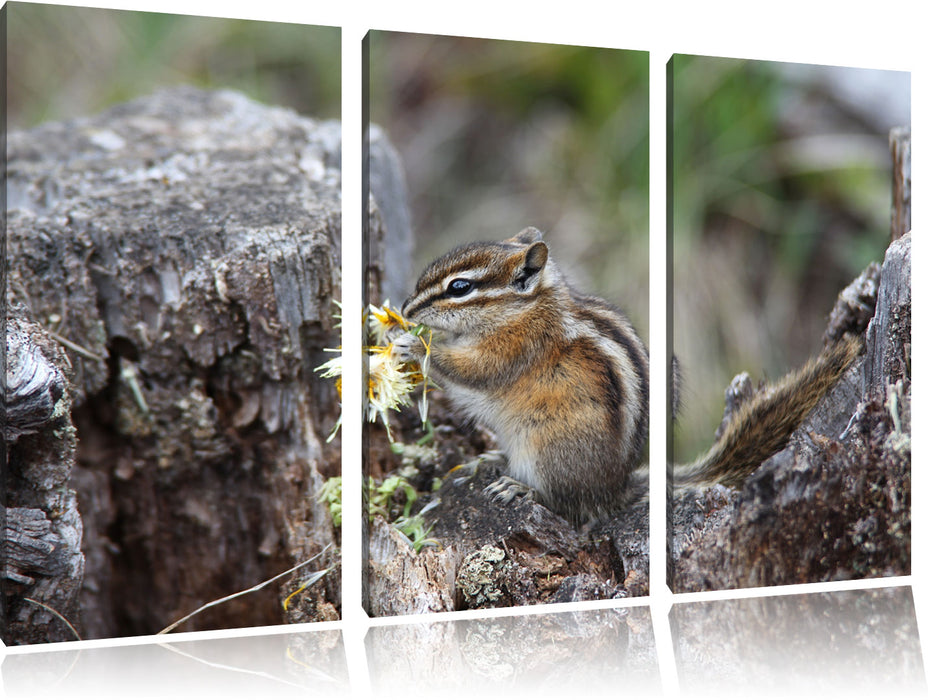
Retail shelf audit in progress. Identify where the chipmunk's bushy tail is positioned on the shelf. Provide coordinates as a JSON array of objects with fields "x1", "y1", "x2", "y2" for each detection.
[{"x1": 673, "y1": 335, "x2": 861, "y2": 489}]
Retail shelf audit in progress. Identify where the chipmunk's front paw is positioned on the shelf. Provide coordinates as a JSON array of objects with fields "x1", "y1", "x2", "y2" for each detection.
[
  {"x1": 388, "y1": 330, "x2": 424, "y2": 362},
  {"x1": 447, "y1": 451, "x2": 507, "y2": 486},
  {"x1": 485, "y1": 475, "x2": 536, "y2": 504}
]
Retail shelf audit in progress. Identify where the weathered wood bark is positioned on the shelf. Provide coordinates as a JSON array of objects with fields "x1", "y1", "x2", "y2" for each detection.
[
  {"x1": 366, "y1": 375, "x2": 649, "y2": 616},
  {"x1": 367, "y1": 125, "x2": 415, "y2": 307},
  {"x1": 5, "y1": 87, "x2": 344, "y2": 642},
  {"x1": 3, "y1": 315, "x2": 84, "y2": 643},
  {"x1": 864, "y1": 232, "x2": 911, "y2": 393},
  {"x1": 367, "y1": 515, "x2": 459, "y2": 615},
  {"x1": 671, "y1": 232, "x2": 911, "y2": 591}
]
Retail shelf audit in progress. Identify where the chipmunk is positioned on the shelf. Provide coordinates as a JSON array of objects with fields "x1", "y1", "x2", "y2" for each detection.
[{"x1": 395, "y1": 227, "x2": 861, "y2": 526}]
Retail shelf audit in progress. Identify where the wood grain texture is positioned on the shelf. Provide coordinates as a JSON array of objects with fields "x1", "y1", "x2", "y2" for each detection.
[{"x1": 5, "y1": 87, "x2": 353, "y2": 641}]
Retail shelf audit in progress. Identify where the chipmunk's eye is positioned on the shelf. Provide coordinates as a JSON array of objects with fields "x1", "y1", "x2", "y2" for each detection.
[{"x1": 446, "y1": 278, "x2": 475, "y2": 297}]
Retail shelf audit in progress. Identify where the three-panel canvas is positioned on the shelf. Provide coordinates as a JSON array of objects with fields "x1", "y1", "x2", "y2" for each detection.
[{"x1": 1, "y1": 1, "x2": 920, "y2": 694}]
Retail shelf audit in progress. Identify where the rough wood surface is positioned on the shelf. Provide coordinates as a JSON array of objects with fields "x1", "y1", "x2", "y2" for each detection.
[
  {"x1": 363, "y1": 123, "x2": 417, "y2": 612},
  {"x1": 367, "y1": 515, "x2": 459, "y2": 616},
  {"x1": 5, "y1": 87, "x2": 346, "y2": 642},
  {"x1": 671, "y1": 232, "x2": 911, "y2": 591},
  {"x1": 864, "y1": 232, "x2": 911, "y2": 393},
  {"x1": 3, "y1": 315, "x2": 84, "y2": 643},
  {"x1": 367, "y1": 125, "x2": 415, "y2": 306},
  {"x1": 366, "y1": 405, "x2": 649, "y2": 613}
]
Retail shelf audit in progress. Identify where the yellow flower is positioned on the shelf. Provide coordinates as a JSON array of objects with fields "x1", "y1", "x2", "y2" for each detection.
[
  {"x1": 315, "y1": 301, "x2": 434, "y2": 443},
  {"x1": 368, "y1": 343, "x2": 421, "y2": 439},
  {"x1": 368, "y1": 300, "x2": 414, "y2": 346}
]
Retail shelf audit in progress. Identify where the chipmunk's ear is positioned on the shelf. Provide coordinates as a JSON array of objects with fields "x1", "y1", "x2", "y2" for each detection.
[
  {"x1": 507, "y1": 227, "x2": 544, "y2": 245},
  {"x1": 513, "y1": 240, "x2": 549, "y2": 291}
]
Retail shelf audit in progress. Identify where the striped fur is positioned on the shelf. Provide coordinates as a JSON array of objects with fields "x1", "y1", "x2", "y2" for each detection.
[
  {"x1": 674, "y1": 334, "x2": 861, "y2": 488},
  {"x1": 401, "y1": 228, "x2": 648, "y2": 524}
]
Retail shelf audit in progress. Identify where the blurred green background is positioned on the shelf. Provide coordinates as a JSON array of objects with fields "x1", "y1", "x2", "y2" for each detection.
[
  {"x1": 9, "y1": 10, "x2": 908, "y2": 467},
  {"x1": 5, "y1": 2, "x2": 340, "y2": 130},
  {"x1": 368, "y1": 32, "x2": 650, "y2": 341},
  {"x1": 671, "y1": 55, "x2": 910, "y2": 459}
]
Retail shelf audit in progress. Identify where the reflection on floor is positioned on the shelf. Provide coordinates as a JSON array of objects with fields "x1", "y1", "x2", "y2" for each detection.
[{"x1": 1, "y1": 586, "x2": 924, "y2": 698}]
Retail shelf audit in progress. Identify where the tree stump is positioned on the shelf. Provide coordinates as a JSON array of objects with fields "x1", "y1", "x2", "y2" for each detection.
[
  {"x1": 671, "y1": 232, "x2": 911, "y2": 591},
  {"x1": 4, "y1": 87, "x2": 345, "y2": 642}
]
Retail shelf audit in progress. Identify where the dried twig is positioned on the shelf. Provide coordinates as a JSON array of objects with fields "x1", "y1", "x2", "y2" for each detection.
[
  {"x1": 46, "y1": 330, "x2": 107, "y2": 362},
  {"x1": 157, "y1": 544, "x2": 333, "y2": 635},
  {"x1": 24, "y1": 597, "x2": 82, "y2": 641}
]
